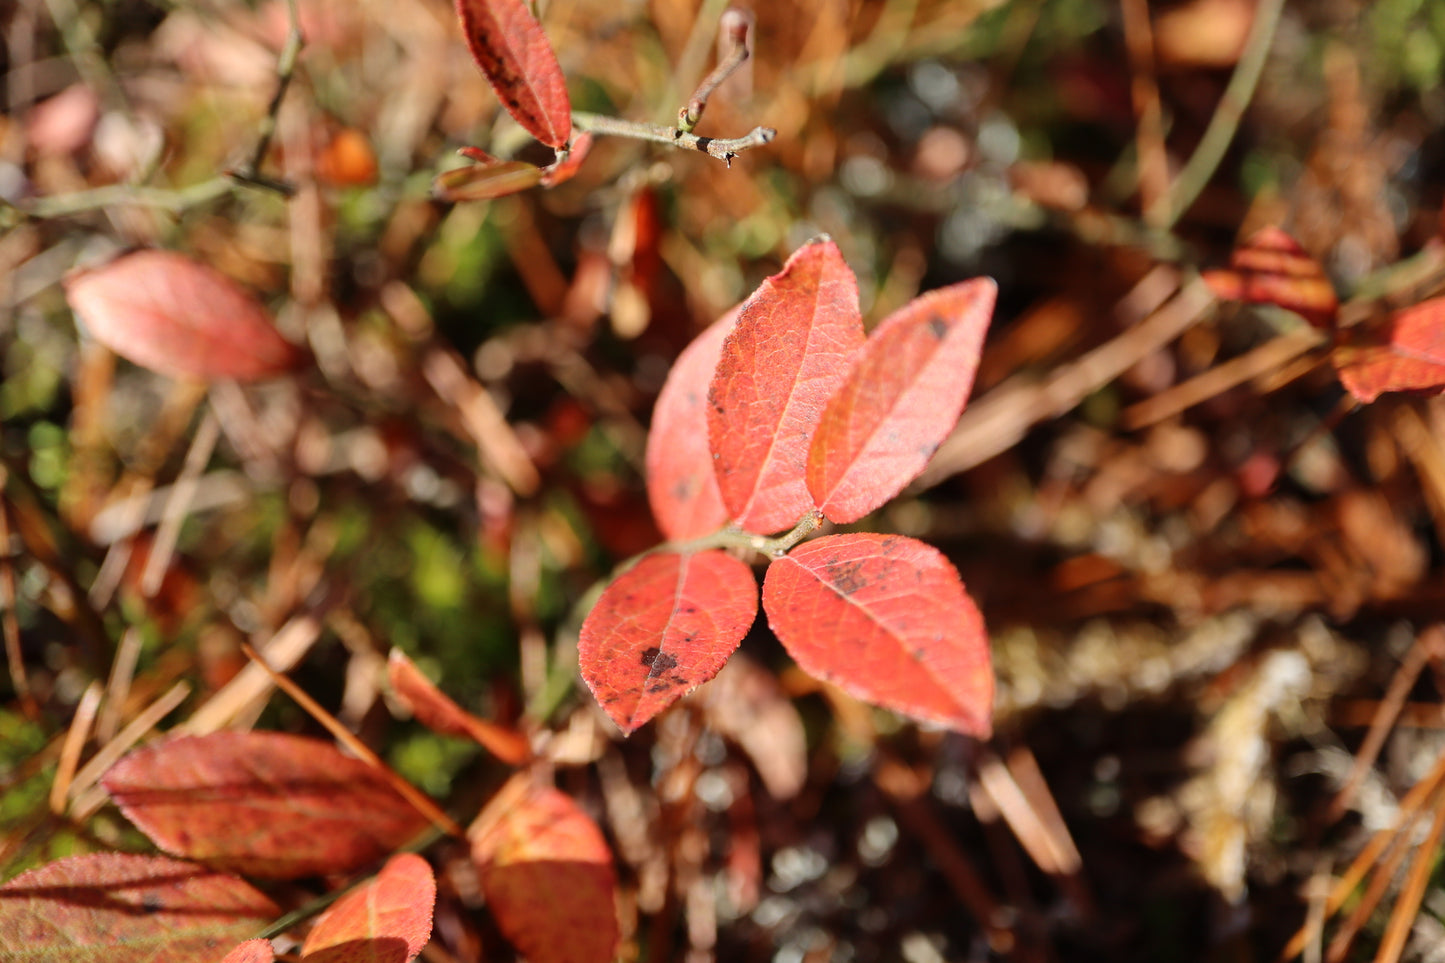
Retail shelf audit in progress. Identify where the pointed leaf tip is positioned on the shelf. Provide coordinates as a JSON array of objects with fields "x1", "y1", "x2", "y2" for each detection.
[
  {"x1": 300, "y1": 853, "x2": 435, "y2": 963},
  {"x1": 580, "y1": 550, "x2": 758, "y2": 733},
  {"x1": 455, "y1": 0, "x2": 571, "y2": 148},
  {"x1": 763, "y1": 533, "x2": 993, "y2": 736},
  {"x1": 808, "y1": 278, "x2": 996, "y2": 523},
  {"x1": 223, "y1": 940, "x2": 277, "y2": 963},
  {"x1": 1333, "y1": 296, "x2": 1445, "y2": 403},
  {"x1": 708, "y1": 241, "x2": 864, "y2": 534},
  {"x1": 65, "y1": 250, "x2": 303, "y2": 382}
]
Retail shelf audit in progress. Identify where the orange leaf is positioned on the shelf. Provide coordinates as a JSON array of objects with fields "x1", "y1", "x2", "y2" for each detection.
[
  {"x1": 807, "y1": 278, "x2": 996, "y2": 523},
  {"x1": 708, "y1": 239, "x2": 864, "y2": 533},
  {"x1": 0, "y1": 853, "x2": 277, "y2": 963},
  {"x1": 763, "y1": 533, "x2": 993, "y2": 736},
  {"x1": 471, "y1": 785, "x2": 618, "y2": 963},
  {"x1": 1333, "y1": 297, "x2": 1445, "y2": 403},
  {"x1": 102, "y1": 732, "x2": 430, "y2": 878},
  {"x1": 300, "y1": 854, "x2": 435, "y2": 963},
  {"x1": 1201, "y1": 226, "x2": 1339, "y2": 328},
  {"x1": 455, "y1": 0, "x2": 571, "y2": 148},
  {"x1": 223, "y1": 940, "x2": 277, "y2": 963},
  {"x1": 387, "y1": 649, "x2": 530, "y2": 764},
  {"x1": 65, "y1": 250, "x2": 304, "y2": 382},
  {"x1": 645, "y1": 307, "x2": 738, "y2": 540},
  {"x1": 433, "y1": 154, "x2": 545, "y2": 201},
  {"x1": 580, "y1": 550, "x2": 758, "y2": 734}
]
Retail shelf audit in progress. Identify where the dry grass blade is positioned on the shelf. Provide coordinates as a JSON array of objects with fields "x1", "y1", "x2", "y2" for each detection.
[
  {"x1": 239, "y1": 643, "x2": 464, "y2": 838},
  {"x1": 49, "y1": 681, "x2": 101, "y2": 814},
  {"x1": 68, "y1": 681, "x2": 191, "y2": 821},
  {"x1": 1327, "y1": 625, "x2": 1444, "y2": 823},
  {"x1": 919, "y1": 274, "x2": 1212, "y2": 485},
  {"x1": 1374, "y1": 780, "x2": 1445, "y2": 963},
  {"x1": 1122, "y1": 325, "x2": 1328, "y2": 429}
]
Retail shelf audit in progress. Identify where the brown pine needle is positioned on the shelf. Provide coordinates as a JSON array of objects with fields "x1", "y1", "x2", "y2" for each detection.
[
  {"x1": 240, "y1": 641, "x2": 464, "y2": 838},
  {"x1": 49, "y1": 682, "x2": 102, "y2": 814}
]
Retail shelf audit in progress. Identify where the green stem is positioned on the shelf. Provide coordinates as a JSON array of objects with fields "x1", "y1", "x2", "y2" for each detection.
[{"x1": 1149, "y1": 0, "x2": 1285, "y2": 227}]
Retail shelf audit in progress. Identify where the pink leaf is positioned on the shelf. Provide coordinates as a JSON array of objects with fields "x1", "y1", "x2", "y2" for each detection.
[
  {"x1": 646, "y1": 307, "x2": 738, "y2": 540},
  {"x1": 763, "y1": 533, "x2": 993, "y2": 736},
  {"x1": 0, "y1": 853, "x2": 277, "y2": 963},
  {"x1": 1333, "y1": 297, "x2": 1445, "y2": 403},
  {"x1": 65, "y1": 250, "x2": 304, "y2": 382},
  {"x1": 455, "y1": 0, "x2": 571, "y2": 148},
  {"x1": 580, "y1": 550, "x2": 758, "y2": 734},
  {"x1": 471, "y1": 783, "x2": 619, "y2": 963},
  {"x1": 300, "y1": 854, "x2": 435, "y2": 963},
  {"x1": 102, "y1": 732, "x2": 430, "y2": 878},
  {"x1": 708, "y1": 239, "x2": 864, "y2": 533},
  {"x1": 807, "y1": 278, "x2": 996, "y2": 523}
]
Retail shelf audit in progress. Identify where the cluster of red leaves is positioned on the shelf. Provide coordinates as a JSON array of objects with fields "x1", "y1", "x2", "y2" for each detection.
[
  {"x1": 0, "y1": 657, "x2": 621, "y2": 963},
  {"x1": 433, "y1": 0, "x2": 592, "y2": 200},
  {"x1": 1204, "y1": 226, "x2": 1445, "y2": 403},
  {"x1": 580, "y1": 238, "x2": 998, "y2": 736}
]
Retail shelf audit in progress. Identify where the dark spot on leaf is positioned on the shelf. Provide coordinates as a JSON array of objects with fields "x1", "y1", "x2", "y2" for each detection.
[
  {"x1": 927, "y1": 315, "x2": 947, "y2": 339},
  {"x1": 825, "y1": 558, "x2": 870, "y2": 595},
  {"x1": 142, "y1": 894, "x2": 164, "y2": 913},
  {"x1": 641, "y1": 648, "x2": 679, "y2": 675}
]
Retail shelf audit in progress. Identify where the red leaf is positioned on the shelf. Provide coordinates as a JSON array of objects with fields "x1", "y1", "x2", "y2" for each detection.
[
  {"x1": 541, "y1": 131, "x2": 593, "y2": 187},
  {"x1": 387, "y1": 649, "x2": 530, "y2": 764},
  {"x1": 300, "y1": 854, "x2": 435, "y2": 963},
  {"x1": 455, "y1": 0, "x2": 571, "y2": 148},
  {"x1": 646, "y1": 307, "x2": 738, "y2": 540},
  {"x1": 580, "y1": 550, "x2": 758, "y2": 734},
  {"x1": 64, "y1": 250, "x2": 304, "y2": 382},
  {"x1": 1333, "y1": 297, "x2": 1445, "y2": 403},
  {"x1": 102, "y1": 732, "x2": 431, "y2": 878},
  {"x1": 0, "y1": 853, "x2": 277, "y2": 963},
  {"x1": 471, "y1": 784, "x2": 618, "y2": 963},
  {"x1": 807, "y1": 278, "x2": 996, "y2": 523},
  {"x1": 1201, "y1": 226, "x2": 1339, "y2": 328},
  {"x1": 223, "y1": 940, "x2": 277, "y2": 963},
  {"x1": 433, "y1": 154, "x2": 545, "y2": 201},
  {"x1": 708, "y1": 239, "x2": 864, "y2": 533},
  {"x1": 763, "y1": 533, "x2": 993, "y2": 736}
]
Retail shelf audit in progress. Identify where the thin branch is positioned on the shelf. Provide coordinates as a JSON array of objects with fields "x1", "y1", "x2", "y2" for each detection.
[
  {"x1": 677, "y1": 10, "x2": 752, "y2": 133},
  {"x1": 1149, "y1": 0, "x2": 1285, "y2": 227},
  {"x1": 14, "y1": 0, "x2": 305, "y2": 219},
  {"x1": 228, "y1": 0, "x2": 305, "y2": 196},
  {"x1": 573, "y1": 111, "x2": 775, "y2": 168}
]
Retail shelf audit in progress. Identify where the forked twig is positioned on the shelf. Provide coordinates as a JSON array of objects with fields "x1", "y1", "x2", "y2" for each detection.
[{"x1": 678, "y1": 10, "x2": 752, "y2": 133}]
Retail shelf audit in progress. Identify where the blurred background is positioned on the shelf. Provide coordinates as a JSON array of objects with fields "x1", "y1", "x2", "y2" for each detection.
[{"x1": 7, "y1": 0, "x2": 1445, "y2": 959}]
